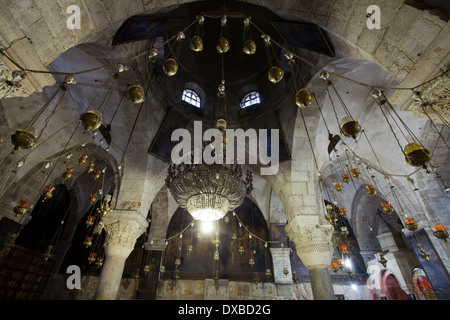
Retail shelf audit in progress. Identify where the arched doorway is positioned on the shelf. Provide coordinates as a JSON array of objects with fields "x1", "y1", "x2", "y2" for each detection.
[
  {"x1": 412, "y1": 267, "x2": 438, "y2": 300},
  {"x1": 380, "y1": 270, "x2": 410, "y2": 300}
]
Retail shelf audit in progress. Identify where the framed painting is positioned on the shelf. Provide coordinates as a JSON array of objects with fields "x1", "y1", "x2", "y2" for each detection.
[
  {"x1": 254, "y1": 110, "x2": 291, "y2": 163},
  {"x1": 112, "y1": 16, "x2": 182, "y2": 46},
  {"x1": 148, "y1": 107, "x2": 190, "y2": 162}
]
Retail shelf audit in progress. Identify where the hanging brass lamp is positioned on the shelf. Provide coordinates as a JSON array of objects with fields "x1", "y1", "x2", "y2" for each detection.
[
  {"x1": 403, "y1": 142, "x2": 431, "y2": 169},
  {"x1": 190, "y1": 35, "x2": 203, "y2": 52},
  {"x1": 216, "y1": 37, "x2": 230, "y2": 53},
  {"x1": 268, "y1": 66, "x2": 284, "y2": 83},
  {"x1": 10, "y1": 126, "x2": 39, "y2": 150},
  {"x1": 80, "y1": 110, "x2": 102, "y2": 131},
  {"x1": 403, "y1": 218, "x2": 418, "y2": 232},
  {"x1": 431, "y1": 225, "x2": 449, "y2": 241},
  {"x1": 13, "y1": 200, "x2": 31, "y2": 216},
  {"x1": 295, "y1": 88, "x2": 312, "y2": 108},
  {"x1": 163, "y1": 58, "x2": 179, "y2": 76},
  {"x1": 340, "y1": 116, "x2": 361, "y2": 139},
  {"x1": 127, "y1": 84, "x2": 146, "y2": 104},
  {"x1": 243, "y1": 39, "x2": 257, "y2": 55}
]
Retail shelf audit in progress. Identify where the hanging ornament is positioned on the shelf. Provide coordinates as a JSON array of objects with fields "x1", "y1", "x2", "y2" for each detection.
[
  {"x1": 331, "y1": 262, "x2": 338, "y2": 273},
  {"x1": 190, "y1": 35, "x2": 203, "y2": 52},
  {"x1": 13, "y1": 200, "x2": 31, "y2": 216},
  {"x1": 431, "y1": 225, "x2": 449, "y2": 241},
  {"x1": 79, "y1": 154, "x2": 88, "y2": 165},
  {"x1": 243, "y1": 39, "x2": 257, "y2": 55},
  {"x1": 64, "y1": 168, "x2": 74, "y2": 180},
  {"x1": 381, "y1": 201, "x2": 392, "y2": 214},
  {"x1": 340, "y1": 226, "x2": 349, "y2": 237},
  {"x1": 342, "y1": 173, "x2": 350, "y2": 183},
  {"x1": 190, "y1": 15, "x2": 205, "y2": 52},
  {"x1": 43, "y1": 186, "x2": 55, "y2": 201},
  {"x1": 87, "y1": 162, "x2": 95, "y2": 174},
  {"x1": 350, "y1": 168, "x2": 360, "y2": 178},
  {"x1": 335, "y1": 183, "x2": 343, "y2": 192},
  {"x1": 268, "y1": 66, "x2": 284, "y2": 84},
  {"x1": 217, "y1": 16, "x2": 230, "y2": 53},
  {"x1": 86, "y1": 215, "x2": 95, "y2": 227},
  {"x1": 403, "y1": 142, "x2": 431, "y2": 169},
  {"x1": 89, "y1": 193, "x2": 97, "y2": 204},
  {"x1": 319, "y1": 70, "x2": 330, "y2": 80},
  {"x1": 88, "y1": 252, "x2": 97, "y2": 264},
  {"x1": 339, "y1": 208, "x2": 347, "y2": 217},
  {"x1": 295, "y1": 88, "x2": 313, "y2": 108},
  {"x1": 84, "y1": 236, "x2": 93, "y2": 248},
  {"x1": 403, "y1": 218, "x2": 418, "y2": 232},
  {"x1": 64, "y1": 75, "x2": 76, "y2": 85},
  {"x1": 340, "y1": 245, "x2": 348, "y2": 254},
  {"x1": 80, "y1": 110, "x2": 103, "y2": 131},
  {"x1": 10, "y1": 126, "x2": 39, "y2": 150},
  {"x1": 93, "y1": 169, "x2": 102, "y2": 180},
  {"x1": 96, "y1": 257, "x2": 104, "y2": 268},
  {"x1": 262, "y1": 34, "x2": 284, "y2": 83},
  {"x1": 163, "y1": 58, "x2": 179, "y2": 77},
  {"x1": 340, "y1": 116, "x2": 361, "y2": 139},
  {"x1": 243, "y1": 17, "x2": 256, "y2": 55},
  {"x1": 365, "y1": 184, "x2": 375, "y2": 195},
  {"x1": 127, "y1": 84, "x2": 146, "y2": 104}
]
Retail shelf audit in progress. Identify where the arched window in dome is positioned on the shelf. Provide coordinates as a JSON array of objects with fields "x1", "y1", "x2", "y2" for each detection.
[
  {"x1": 239, "y1": 91, "x2": 261, "y2": 109},
  {"x1": 182, "y1": 89, "x2": 201, "y2": 108}
]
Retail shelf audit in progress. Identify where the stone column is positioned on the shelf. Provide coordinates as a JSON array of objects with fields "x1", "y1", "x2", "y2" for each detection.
[
  {"x1": 93, "y1": 210, "x2": 148, "y2": 300},
  {"x1": 286, "y1": 215, "x2": 335, "y2": 300}
]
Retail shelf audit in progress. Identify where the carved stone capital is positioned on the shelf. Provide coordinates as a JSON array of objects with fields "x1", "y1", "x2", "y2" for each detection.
[
  {"x1": 286, "y1": 215, "x2": 334, "y2": 269},
  {"x1": 102, "y1": 210, "x2": 149, "y2": 258}
]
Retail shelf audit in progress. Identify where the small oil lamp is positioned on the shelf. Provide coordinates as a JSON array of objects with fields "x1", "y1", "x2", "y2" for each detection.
[
  {"x1": 351, "y1": 168, "x2": 360, "y2": 178},
  {"x1": 366, "y1": 185, "x2": 375, "y2": 195},
  {"x1": 13, "y1": 200, "x2": 31, "y2": 216},
  {"x1": 381, "y1": 201, "x2": 392, "y2": 214}
]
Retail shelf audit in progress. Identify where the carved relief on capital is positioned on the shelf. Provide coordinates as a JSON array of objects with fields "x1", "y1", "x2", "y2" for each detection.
[
  {"x1": 104, "y1": 221, "x2": 144, "y2": 252},
  {"x1": 287, "y1": 222, "x2": 334, "y2": 269}
]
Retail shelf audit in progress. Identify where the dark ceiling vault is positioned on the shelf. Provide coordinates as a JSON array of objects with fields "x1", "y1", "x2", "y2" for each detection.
[{"x1": 112, "y1": 0, "x2": 334, "y2": 126}]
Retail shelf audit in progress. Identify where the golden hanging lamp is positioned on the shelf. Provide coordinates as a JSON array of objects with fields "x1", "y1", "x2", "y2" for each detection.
[
  {"x1": 243, "y1": 39, "x2": 257, "y2": 55},
  {"x1": 13, "y1": 200, "x2": 31, "y2": 216},
  {"x1": 242, "y1": 17, "x2": 257, "y2": 55},
  {"x1": 64, "y1": 168, "x2": 74, "y2": 180},
  {"x1": 403, "y1": 218, "x2": 418, "y2": 232},
  {"x1": 403, "y1": 142, "x2": 431, "y2": 169},
  {"x1": 295, "y1": 88, "x2": 313, "y2": 108},
  {"x1": 163, "y1": 58, "x2": 179, "y2": 76},
  {"x1": 365, "y1": 184, "x2": 375, "y2": 195},
  {"x1": 268, "y1": 66, "x2": 284, "y2": 84},
  {"x1": 80, "y1": 110, "x2": 102, "y2": 131},
  {"x1": 340, "y1": 116, "x2": 361, "y2": 139},
  {"x1": 10, "y1": 126, "x2": 39, "y2": 150},
  {"x1": 217, "y1": 15, "x2": 230, "y2": 54},
  {"x1": 127, "y1": 84, "x2": 146, "y2": 104},
  {"x1": 190, "y1": 15, "x2": 205, "y2": 52},
  {"x1": 43, "y1": 186, "x2": 55, "y2": 201},
  {"x1": 216, "y1": 37, "x2": 230, "y2": 53},
  {"x1": 190, "y1": 35, "x2": 203, "y2": 52}
]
